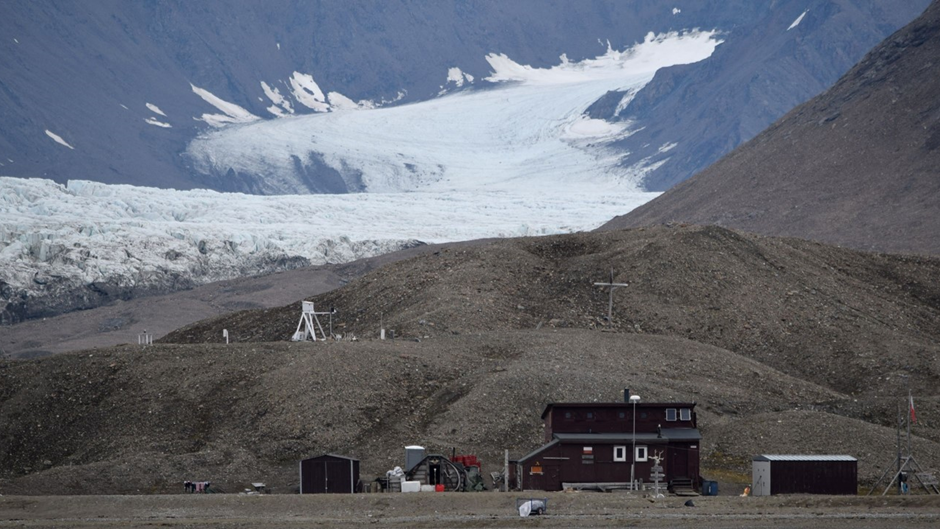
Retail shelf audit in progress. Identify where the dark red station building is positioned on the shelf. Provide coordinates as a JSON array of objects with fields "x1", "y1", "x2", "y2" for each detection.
[{"x1": 511, "y1": 401, "x2": 702, "y2": 492}]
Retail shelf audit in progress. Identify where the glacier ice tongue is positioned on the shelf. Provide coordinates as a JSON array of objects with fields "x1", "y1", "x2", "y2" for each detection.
[{"x1": 0, "y1": 177, "x2": 657, "y2": 322}]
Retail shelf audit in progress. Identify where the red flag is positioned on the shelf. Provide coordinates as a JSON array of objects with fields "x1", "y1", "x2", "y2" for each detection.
[{"x1": 910, "y1": 395, "x2": 917, "y2": 425}]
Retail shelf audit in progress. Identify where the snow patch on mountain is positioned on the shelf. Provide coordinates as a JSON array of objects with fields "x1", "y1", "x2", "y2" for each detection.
[
  {"x1": 191, "y1": 84, "x2": 261, "y2": 127},
  {"x1": 44, "y1": 130, "x2": 74, "y2": 150},
  {"x1": 611, "y1": 88, "x2": 642, "y2": 118},
  {"x1": 146, "y1": 103, "x2": 167, "y2": 117},
  {"x1": 261, "y1": 81, "x2": 294, "y2": 116},
  {"x1": 328, "y1": 91, "x2": 376, "y2": 111},
  {"x1": 289, "y1": 72, "x2": 330, "y2": 112},
  {"x1": 144, "y1": 118, "x2": 171, "y2": 128},
  {"x1": 658, "y1": 142, "x2": 678, "y2": 153},
  {"x1": 187, "y1": 30, "x2": 721, "y2": 195},
  {"x1": 447, "y1": 67, "x2": 473, "y2": 87},
  {"x1": 788, "y1": 10, "x2": 808, "y2": 31}
]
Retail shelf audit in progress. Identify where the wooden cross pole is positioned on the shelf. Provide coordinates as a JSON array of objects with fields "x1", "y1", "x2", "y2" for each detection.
[{"x1": 594, "y1": 269, "x2": 628, "y2": 325}]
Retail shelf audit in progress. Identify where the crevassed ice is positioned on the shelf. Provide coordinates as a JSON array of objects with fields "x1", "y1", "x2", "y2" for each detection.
[{"x1": 0, "y1": 176, "x2": 657, "y2": 296}]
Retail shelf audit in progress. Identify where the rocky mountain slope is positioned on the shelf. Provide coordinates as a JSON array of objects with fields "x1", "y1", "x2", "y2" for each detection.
[
  {"x1": 604, "y1": 0, "x2": 931, "y2": 191},
  {"x1": 0, "y1": 1, "x2": 926, "y2": 194},
  {"x1": 5, "y1": 226, "x2": 936, "y2": 494},
  {"x1": 603, "y1": 0, "x2": 940, "y2": 255},
  {"x1": 166, "y1": 226, "x2": 940, "y2": 398}
]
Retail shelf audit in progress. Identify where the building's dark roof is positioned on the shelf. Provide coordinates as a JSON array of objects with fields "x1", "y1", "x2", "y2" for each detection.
[
  {"x1": 301, "y1": 453, "x2": 359, "y2": 463},
  {"x1": 553, "y1": 429, "x2": 701, "y2": 443},
  {"x1": 658, "y1": 428, "x2": 702, "y2": 441},
  {"x1": 515, "y1": 439, "x2": 560, "y2": 463},
  {"x1": 515, "y1": 430, "x2": 701, "y2": 463},
  {"x1": 753, "y1": 454, "x2": 857, "y2": 462},
  {"x1": 541, "y1": 402, "x2": 696, "y2": 419}
]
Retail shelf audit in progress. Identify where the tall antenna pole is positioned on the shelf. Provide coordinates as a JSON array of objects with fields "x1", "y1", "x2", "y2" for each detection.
[
  {"x1": 908, "y1": 387, "x2": 913, "y2": 460},
  {"x1": 897, "y1": 401, "x2": 903, "y2": 494}
]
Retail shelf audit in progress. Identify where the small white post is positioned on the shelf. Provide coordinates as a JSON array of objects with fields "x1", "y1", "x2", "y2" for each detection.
[{"x1": 223, "y1": 329, "x2": 229, "y2": 344}]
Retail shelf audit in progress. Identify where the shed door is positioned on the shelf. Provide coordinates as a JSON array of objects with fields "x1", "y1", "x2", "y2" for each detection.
[
  {"x1": 325, "y1": 460, "x2": 351, "y2": 493},
  {"x1": 752, "y1": 461, "x2": 771, "y2": 496}
]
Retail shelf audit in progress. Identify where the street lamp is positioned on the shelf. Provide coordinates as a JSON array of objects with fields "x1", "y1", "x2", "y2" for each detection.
[{"x1": 629, "y1": 394, "x2": 640, "y2": 490}]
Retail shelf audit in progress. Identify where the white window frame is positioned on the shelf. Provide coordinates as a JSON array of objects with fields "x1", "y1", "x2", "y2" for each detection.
[
  {"x1": 666, "y1": 408, "x2": 677, "y2": 421},
  {"x1": 635, "y1": 445, "x2": 648, "y2": 462},
  {"x1": 680, "y1": 408, "x2": 692, "y2": 421},
  {"x1": 613, "y1": 445, "x2": 627, "y2": 462}
]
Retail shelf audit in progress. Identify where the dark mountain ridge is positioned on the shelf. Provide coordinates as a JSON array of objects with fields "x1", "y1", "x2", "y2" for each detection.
[
  {"x1": 0, "y1": 0, "x2": 927, "y2": 194},
  {"x1": 603, "y1": 0, "x2": 940, "y2": 255}
]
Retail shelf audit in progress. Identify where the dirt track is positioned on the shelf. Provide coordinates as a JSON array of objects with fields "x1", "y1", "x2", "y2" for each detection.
[{"x1": 2, "y1": 492, "x2": 939, "y2": 528}]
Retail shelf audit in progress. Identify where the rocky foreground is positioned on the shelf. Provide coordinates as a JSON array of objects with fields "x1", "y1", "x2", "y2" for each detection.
[{"x1": 1, "y1": 493, "x2": 940, "y2": 528}]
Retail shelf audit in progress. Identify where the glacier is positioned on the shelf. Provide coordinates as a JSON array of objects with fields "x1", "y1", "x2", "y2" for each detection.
[
  {"x1": 187, "y1": 30, "x2": 722, "y2": 195},
  {"x1": 1, "y1": 30, "x2": 722, "y2": 323},
  {"x1": 0, "y1": 177, "x2": 655, "y2": 323}
]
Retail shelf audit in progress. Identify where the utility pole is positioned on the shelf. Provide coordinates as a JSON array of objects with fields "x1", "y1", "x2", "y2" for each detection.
[
  {"x1": 630, "y1": 394, "x2": 640, "y2": 490},
  {"x1": 594, "y1": 269, "x2": 628, "y2": 325},
  {"x1": 897, "y1": 401, "x2": 903, "y2": 494},
  {"x1": 868, "y1": 377, "x2": 939, "y2": 496},
  {"x1": 907, "y1": 376, "x2": 913, "y2": 463}
]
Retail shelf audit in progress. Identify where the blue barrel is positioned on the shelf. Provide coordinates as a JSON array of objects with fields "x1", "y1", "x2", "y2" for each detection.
[{"x1": 702, "y1": 480, "x2": 719, "y2": 496}]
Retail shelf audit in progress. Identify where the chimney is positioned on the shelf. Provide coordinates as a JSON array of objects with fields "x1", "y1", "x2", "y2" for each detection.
[{"x1": 623, "y1": 388, "x2": 630, "y2": 403}]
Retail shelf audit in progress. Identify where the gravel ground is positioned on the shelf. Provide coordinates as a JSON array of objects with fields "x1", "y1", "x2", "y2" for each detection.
[
  {"x1": 2, "y1": 330, "x2": 939, "y2": 495},
  {"x1": 2, "y1": 492, "x2": 939, "y2": 528}
]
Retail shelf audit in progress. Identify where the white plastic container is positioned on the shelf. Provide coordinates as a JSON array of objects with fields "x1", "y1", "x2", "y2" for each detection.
[{"x1": 401, "y1": 481, "x2": 421, "y2": 493}]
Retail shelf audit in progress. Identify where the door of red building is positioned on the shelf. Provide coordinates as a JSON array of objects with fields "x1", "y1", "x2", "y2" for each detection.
[{"x1": 668, "y1": 446, "x2": 689, "y2": 479}]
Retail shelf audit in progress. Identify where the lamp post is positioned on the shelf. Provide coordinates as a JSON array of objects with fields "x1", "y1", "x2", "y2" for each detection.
[{"x1": 629, "y1": 394, "x2": 640, "y2": 490}]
